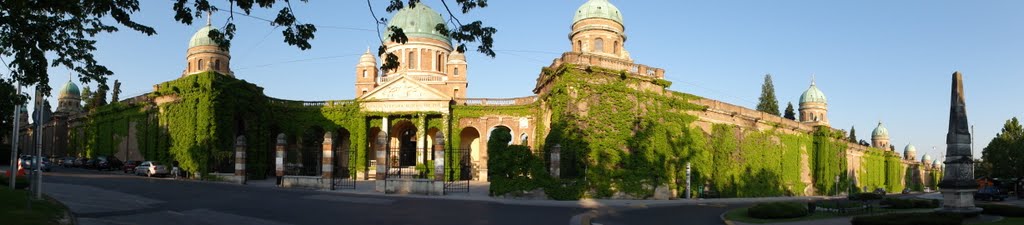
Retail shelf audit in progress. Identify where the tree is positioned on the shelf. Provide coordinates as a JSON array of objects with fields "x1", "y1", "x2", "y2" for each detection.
[
  {"x1": 783, "y1": 102, "x2": 796, "y2": 120},
  {"x1": 81, "y1": 86, "x2": 94, "y2": 111},
  {"x1": 1, "y1": 0, "x2": 496, "y2": 112},
  {"x1": 982, "y1": 117, "x2": 1024, "y2": 178},
  {"x1": 111, "y1": 80, "x2": 121, "y2": 103},
  {"x1": 848, "y1": 126, "x2": 857, "y2": 143},
  {"x1": 756, "y1": 74, "x2": 780, "y2": 115},
  {"x1": 93, "y1": 85, "x2": 108, "y2": 108}
]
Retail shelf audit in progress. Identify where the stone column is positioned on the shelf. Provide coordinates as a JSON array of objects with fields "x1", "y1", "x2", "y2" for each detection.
[
  {"x1": 434, "y1": 133, "x2": 445, "y2": 181},
  {"x1": 275, "y1": 133, "x2": 286, "y2": 186},
  {"x1": 374, "y1": 131, "x2": 388, "y2": 192},
  {"x1": 322, "y1": 132, "x2": 334, "y2": 181},
  {"x1": 234, "y1": 135, "x2": 246, "y2": 184},
  {"x1": 550, "y1": 144, "x2": 561, "y2": 178}
]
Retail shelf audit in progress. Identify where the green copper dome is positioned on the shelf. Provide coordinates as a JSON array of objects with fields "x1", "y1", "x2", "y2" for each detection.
[
  {"x1": 59, "y1": 80, "x2": 80, "y2": 98},
  {"x1": 922, "y1": 154, "x2": 932, "y2": 163},
  {"x1": 872, "y1": 122, "x2": 889, "y2": 138},
  {"x1": 385, "y1": 4, "x2": 450, "y2": 43},
  {"x1": 573, "y1": 0, "x2": 624, "y2": 25},
  {"x1": 189, "y1": 25, "x2": 219, "y2": 48},
  {"x1": 799, "y1": 82, "x2": 827, "y2": 104}
]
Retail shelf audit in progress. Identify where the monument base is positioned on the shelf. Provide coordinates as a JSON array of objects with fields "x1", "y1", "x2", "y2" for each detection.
[{"x1": 937, "y1": 188, "x2": 982, "y2": 216}]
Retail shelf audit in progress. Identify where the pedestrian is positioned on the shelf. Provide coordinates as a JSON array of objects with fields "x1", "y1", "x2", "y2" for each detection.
[{"x1": 171, "y1": 161, "x2": 181, "y2": 179}]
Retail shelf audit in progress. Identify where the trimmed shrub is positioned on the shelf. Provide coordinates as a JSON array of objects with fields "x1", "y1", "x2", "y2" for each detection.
[
  {"x1": 851, "y1": 212, "x2": 963, "y2": 225},
  {"x1": 977, "y1": 203, "x2": 1024, "y2": 217},
  {"x1": 881, "y1": 198, "x2": 939, "y2": 209},
  {"x1": 747, "y1": 202, "x2": 809, "y2": 219},
  {"x1": 848, "y1": 192, "x2": 884, "y2": 201}
]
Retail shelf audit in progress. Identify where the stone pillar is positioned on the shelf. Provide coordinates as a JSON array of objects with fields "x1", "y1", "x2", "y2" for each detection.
[
  {"x1": 434, "y1": 133, "x2": 445, "y2": 181},
  {"x1": 275, "y1": 133, "x2": 286, "y2": 186},
  {"x1": 234, "y1": 135, "x2": 246, "y2": 184},
  {"x1": 321, "y1": 131, "x2": 333, "y2": 190},
  {"x1": 550, "y1": 144, "x2": 561, "y2": 178},
  {"x1": 374, "y1": 131, "x2": 388, "y2": 192}
]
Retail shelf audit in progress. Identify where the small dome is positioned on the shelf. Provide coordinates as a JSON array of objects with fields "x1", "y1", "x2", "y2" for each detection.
[
  {"x1": 58, "y1": 80, "x2": 80, "y2": 99},
  {"x1": 359, "y1": 48, "x2": 376, "y2": 65},
  {"x1": 573, "y1": 0, "x2": 624, "y2": 25},
  {"x1": 872, "y1": 122, "x2": 889, "y2": 138},
  {"x1": 933, "y1": 159, "x2": 941, "y2": 167},
  {"x1": 385, "y1": 4, "x2": 450, "y2": 43},
  {"x1": 189, "y1": 26, "x2": 220, "y2": 48},
  {"x1": 799, "y1": 82, "x2": 827, "y2": 104},
  {"x1": 903, "y1": 144, "x2": 916, "y2": 156},
  {"x1": 922, "y1": 154, "x2": 932, "y2": 164}
]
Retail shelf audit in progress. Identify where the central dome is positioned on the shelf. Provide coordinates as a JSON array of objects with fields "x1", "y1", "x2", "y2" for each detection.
[
  {"x1": 189, "y1": 25, "x2": 219, "y2": 48},
  {"x1": 573, "y1": 0, "x2": 624, "y2": 25},
  {"x1": 872, "y1": 122, "x2": 889, "y2": 138},
  {"x1": 385, "y1": 4, "x2": 450, "y2": 43},
  {"x1": 800, "y1": 83, "x2": 827, "y2": 104},
  {"x1": 58, "y1": 80, "x2": 80, "y2": 99}
]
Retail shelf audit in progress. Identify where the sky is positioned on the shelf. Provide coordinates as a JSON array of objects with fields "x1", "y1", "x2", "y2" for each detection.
[{"x1": 21, "y1": 0, "x2": 1024, "y2": 160}]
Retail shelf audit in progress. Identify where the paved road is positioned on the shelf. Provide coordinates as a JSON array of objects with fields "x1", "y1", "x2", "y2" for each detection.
[{"x1": 39, "y1": 168, "x2": 733, "y2": 225}]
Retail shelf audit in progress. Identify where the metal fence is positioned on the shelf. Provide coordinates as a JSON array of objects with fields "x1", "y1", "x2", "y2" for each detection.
[
  {"x1": 332, "y1": 147, "x2": 356, "y2": 189},
  {"x1": 385, "y1": 148, "x2": 427, "y2": 179},
  {"x1": 444, "y1": 148, "x2": 472, "y2": 194}
]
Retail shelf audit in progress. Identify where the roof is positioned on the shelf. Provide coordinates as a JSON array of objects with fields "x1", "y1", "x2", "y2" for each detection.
[
  {"x1": 573, "y1": 0, "x2": 624, "y2": 25},
  {"x1": 385, "y1": 4, "x2": 450, "y2": 43}
]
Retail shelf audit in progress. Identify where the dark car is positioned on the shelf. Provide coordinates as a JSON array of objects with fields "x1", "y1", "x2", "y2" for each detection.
[
  {"x1": 74, "y1": 157, "x2": 88, "y2": 167},
  {"x1": 84, "y1": 158, "x2": 98, "y2": 168},
  {"x1": 123, "y1": 160, "x2": 142, "y2": 174},
  {"x1": 60, "y1": 157, "x2": 76, "y2": 168},
  {"x1": 95, "y1": 156, "x2": 124, "y2": 171}
]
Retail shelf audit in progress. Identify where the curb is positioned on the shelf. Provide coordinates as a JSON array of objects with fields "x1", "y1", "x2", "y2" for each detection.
[
  {"x1": 569, "y1": 210, "x2": 599, "y2": 225},
  {"x1": 720, "y1": 212, "x2": 736, "y2": 225}
]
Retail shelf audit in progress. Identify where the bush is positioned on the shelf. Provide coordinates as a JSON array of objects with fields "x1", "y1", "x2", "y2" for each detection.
[
  {"x1": 881, "y1": 198, "x2": 939, "y2": 209},
  {"x1": 851, "y1": 212, "x2": 963, "y2": 225},
  {"x1": 0, "y1": 175, "x2": 29, "y2": 190},
  {"x1": 848, "y1": 192, "x2": 884, "y2": 201},
  {"x1": 977, "y1": 203, "x2": 1024, "y2": 217},
  {"x1": 747, "y1": 202, "x2": 809, "y2": 219}
]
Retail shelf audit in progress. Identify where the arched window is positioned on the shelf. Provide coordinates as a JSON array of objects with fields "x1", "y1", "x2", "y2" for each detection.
[
  {"x1": 188, "y1": 62, "x2": 192, "y2": 72},
  {"x1": 520, "y1": 133, "x2": 528, "y2": 146},
  {"x1": 614, "y1": 41, "x2": 620, "y2": 54},
  {"x1": 214, "y1": 60, "x2": 221, "y2": 70},
  {"x1": 407, "y1": 51, "x2": 416, "y2": 70},
  {"x1": 362, "y1": 70, "x2": 367, "y2": 78},
  {"x1": 576, "y1": 40, "x2": 582, "y2": 52},
  {"x1": 198, "y1": 59, "x2": 204, "y2": 70},
  {"x1": 594, "y1": 38, "x2": 604, "y2": 53},
  {"x1": 454, "y1": 67, "x2": 459, "y2": 76},
  {"x1": 436, "y1": 54, "x2": 442, "y2": 71}
]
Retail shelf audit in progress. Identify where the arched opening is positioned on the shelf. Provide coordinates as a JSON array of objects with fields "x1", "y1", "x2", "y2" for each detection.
[
  {"x1": 407, "y1": 51, "x2": 416, "y2": 70},
  {"x1": 594, "y1": 38, "x2": 604, "y2": 53},
  {"x1": 188, "y1": 62, "x2": 192, "y2": 72},
  {"x1": 198, "y1": 59, "x2": 204, "y2": 70},
  {"x1": 426, "y1": 127, "x2": 441, "y2": 154},
  {"x1": 335, "y1": 128, "x2": 352, "y2": 178},
  {"x1": 367, "y1": 126, "x2": 382, "y2": 173},
  {"x1": 613, "y1": 41, "x2": 620, "y2": 54},
  {"x1": 576, "y1": 40, "x2": 582, "y2": 52},
  {"x1": 520, "y1": 133, "x2": 529, "y2": 146},
  {"x1": 436, "y1": 54, "x2": 443, "y2": 72},
  {"x1": 299, "y1": 126, "x2": 325, "y2": 176},
  {"x1": 215, "y1": 59, "x2": 221, "y2": 70},
  {"x1": 390, "y1": 120, "x2": 417, "y2": 167},
  {"x1": 362, "y1": 70, "x2": 367, "y2": 78},
  {"x1": 489, "y1": 126, "x2": 514, "y2": 146},
  {"x1": 454, "y1": 67, "x2": 460, "y2": 76}
]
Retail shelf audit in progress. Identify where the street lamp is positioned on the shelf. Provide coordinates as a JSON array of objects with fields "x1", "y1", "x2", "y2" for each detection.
[{"x1": 834, "y1": 175, "x2": 840, "y2": 196}]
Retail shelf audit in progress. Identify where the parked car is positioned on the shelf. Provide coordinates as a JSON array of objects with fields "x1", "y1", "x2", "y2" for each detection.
[
  {"x1": 873, "y1": 188, "x2": 887, "y2": 196},
  {"x1": 73, "y1": 157, "x2": 88, "y2": 167},
  {"x1": 60, "y1": 157, "x2": 76, "y2": 168},
  {"x1": 135, "y1": 161, "x2": 170, "y2": 177},
  {"x1": 123, "y1": 160, "x2": 142, "y2": 174},
  {"x1": 84, "y1": 158, "x2": 98, "y2": 169},
  {"x1": 18, "y1": 155, "x2": 51, "y2": 172},
  {"x1": 95, "y1": 156, "x2": 123, "y2": 171}
]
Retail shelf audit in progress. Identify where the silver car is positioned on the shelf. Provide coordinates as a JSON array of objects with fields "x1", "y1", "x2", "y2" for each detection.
[
  {"x1": 18, "y1": 155, "x2": 51, "y2": 172},
  {"x1": 134, "y1": 161, "x2": 169, "y2": 177}
]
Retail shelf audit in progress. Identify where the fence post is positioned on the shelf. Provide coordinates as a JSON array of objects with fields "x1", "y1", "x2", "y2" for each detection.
[
  {"x1": 375, "y1": 131, "x2": 387, "y2": 192},
  {"x1": 550, "y1": 144, "x2": 561, "y2": 179},
  {"x1": 322, "y1": 132, "x2": 334, "y2": 190},
  {"x1": 234, "y1": 135, "x2": 246, "y2": 185},
  {"x1": 276, "y1": 133, "x2": 286, "y2": 186}
]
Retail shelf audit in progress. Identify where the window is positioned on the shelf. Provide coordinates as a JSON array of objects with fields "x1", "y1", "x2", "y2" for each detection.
[
  {"x1": 362, "y1": 70, "x2": 367, "y2": 78},
  {"x1": 454, "y1": 67, "x2": 459, "y2": 76},
  {"x1": 215, "y1": 60, "x2": 221, "y2": 70},
  {"x1": 614, "y1": 41, "x2": 620, "y2": 54},
  {"x1": 188, "y1": 62, "x2": 192, "y2": 71},
  {"x1": 576, "y1": 40, "x2": 582, "y2": 52},
  {"x1": 594, "y1": 38, "x2": 604, "y2": 53},
  {"x1": 437, "y1": 54, "x2": 443, "y2": 72},
  {"x1": 407, "y1": 51, "x2": 416, "y2": 69},
  {"x1": 198, "y1": 59, "x2": 204, "y2": 70}
]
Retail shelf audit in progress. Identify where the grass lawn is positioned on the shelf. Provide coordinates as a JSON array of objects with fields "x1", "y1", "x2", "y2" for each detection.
[
  {"x1": 977, "y1": 217, "x2": 1024, "y2": 225},
  {"x1": 723, "y1": 206, "x2": 930, "y2": 224},
  {"x1": 0, "y1": 186, "x2": 70, "y2": 225}
]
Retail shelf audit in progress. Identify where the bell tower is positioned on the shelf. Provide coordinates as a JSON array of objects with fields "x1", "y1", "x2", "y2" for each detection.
[{"x1": 355, "y1": 49, "x2": 379, "y2": 98}]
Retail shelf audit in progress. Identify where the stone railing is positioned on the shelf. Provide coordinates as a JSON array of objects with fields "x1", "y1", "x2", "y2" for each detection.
[
  {"x1": 118, "y1": 94, "x2": 151, "y2": 105},
  {"x1": 548, "y1": 52, "x2": 665, "y2": 79},
  {"x1": 690, "y1": 98, "x2": 814, "y2": 133},
  {"x1": 267, "y1": 97, "x2": 354, "y2": 107},
  {"x1": 377, "y1": 74, "x2": 446, "y2": 83},
  {"x1": 455, "y1": 96, "x2": 538, "y2": 106}
]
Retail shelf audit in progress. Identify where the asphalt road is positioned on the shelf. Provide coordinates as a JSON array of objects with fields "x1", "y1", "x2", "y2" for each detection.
[{"x1": 39, "y1": 168, "x2": 733, "y2": 225}]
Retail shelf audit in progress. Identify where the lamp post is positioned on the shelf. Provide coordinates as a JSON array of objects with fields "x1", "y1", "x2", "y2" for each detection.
[
  {"x1": 834, "y1": 175, "x2": 840, "y2": 197},
  {"x1": 8, "y1": 83, "x2": 21, "y2": 190},
  {"x1": 685, "y1": 162, "x2": 692, "y2": 199}
]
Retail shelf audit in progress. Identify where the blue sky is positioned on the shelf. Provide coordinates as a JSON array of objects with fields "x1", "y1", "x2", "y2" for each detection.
[{"x1": 26, "y1": 0, "x2": 1024, "y2": 160}]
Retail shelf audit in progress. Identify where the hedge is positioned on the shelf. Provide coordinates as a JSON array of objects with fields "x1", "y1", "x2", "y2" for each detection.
[
  {"x1": 977, "y1": 203, "x2": 1024, "y2": 217},
  {"x1": 851, "y1": 212, "x2": 963, "y2": 225},
  {"x1": 881, "y1": 198, "x2": 939, "y2": 209},
  {"x1": 747, "y1": 202, "x2": 809, "y2": 219}
]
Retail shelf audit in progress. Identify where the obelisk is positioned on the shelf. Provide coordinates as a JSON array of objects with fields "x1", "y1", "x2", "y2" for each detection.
[{"x1": 937, "y1": 71, "x2": 982, "y2": 215}]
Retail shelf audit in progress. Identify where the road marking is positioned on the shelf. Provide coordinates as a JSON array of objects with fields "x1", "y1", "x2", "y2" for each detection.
[{"x1": 302, "y1": 194, "x2": 396, "y2": 205}]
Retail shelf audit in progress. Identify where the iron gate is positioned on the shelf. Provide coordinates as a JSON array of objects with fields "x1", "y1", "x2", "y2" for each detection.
[
  {"x1": 332, "y1": 147, "x2": 356, "y2": 189},
  {"x1": 444, "y1": 148, "x2": 472, "y2": 194}
]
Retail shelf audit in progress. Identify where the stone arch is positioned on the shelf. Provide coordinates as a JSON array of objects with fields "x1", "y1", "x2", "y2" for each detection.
[
  {"x1": 367, "y1": 127, "x2": 382, "y2": 169},
  {"x1": 390, "y1": 120, "x2": 418, "y2": 167},
  {"x1": 520, "y1": 133, "x2": 529, "y2": 146},
  {"x1": 426, "y1": 127, "x2": 441, "y2": 153},
  {"x1": 460, "y1": 127, "x2": 481, "y2": 162},
  {"x1": 299, "y1": 126, "x2": 325, "y2": 176},
  {"x1": 488, "y1": 125, "x2": 515, "y2": 146},
  {"x1": 334, "y1": 127, "x2": 352, "y2": 178}
]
